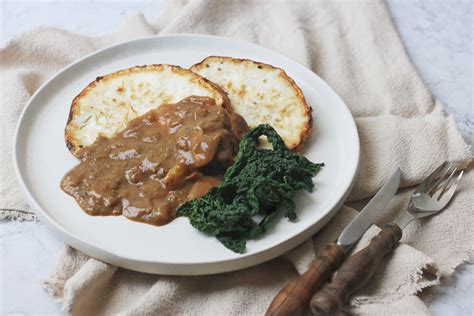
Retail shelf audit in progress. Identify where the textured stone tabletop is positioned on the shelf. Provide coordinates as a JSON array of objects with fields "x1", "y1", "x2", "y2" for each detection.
[{"x1": 1, "y1": 1, "x2": 472, "y2": 315}]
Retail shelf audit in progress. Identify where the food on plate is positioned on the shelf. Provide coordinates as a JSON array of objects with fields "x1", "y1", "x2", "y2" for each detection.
[
  {"x1": 178, "y1": 124, "x2": 323, "y2": 253},
  {"x1": 61, "y1": 57, "x2": 323, "y2": 253},
  {"x1": 191, "y1": 56, "x2": 312, "y2": 150},
  {"x1": 61, "y1": 96, "x2": 248, "y2": 226},
  {"x1": 65, "y1": 64, "x2": 230, "y2": 157}
]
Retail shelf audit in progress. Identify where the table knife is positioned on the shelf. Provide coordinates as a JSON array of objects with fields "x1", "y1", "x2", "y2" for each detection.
[{"x1": 265, "y1": 168, "x2": 401, "y2": 316}]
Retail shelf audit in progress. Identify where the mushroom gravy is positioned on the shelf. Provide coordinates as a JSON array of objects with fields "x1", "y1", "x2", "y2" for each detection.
[{"x1": 61, "y1": 96, "x2": 248, "y2": 226}]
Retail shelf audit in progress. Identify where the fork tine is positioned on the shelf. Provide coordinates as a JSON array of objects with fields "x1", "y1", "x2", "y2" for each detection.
[
  {"x1": 439, "y1": 170, "x2": 464, "y2": 203},
  {"x1": 428, "y1": 164, "x2": 455, "y2": 195},
  {"x1": 424, "y1": 161, "x2": 452, "y2": 195},
  {"x1": 435, "y1": 167, "x2": 458, "y2": 200},
  {"x1": 418, "y1": 161, "x2": 448, "y2": 193},
  {"x1": 411, "y1": 163, "x2": 464, "y2": 218}
]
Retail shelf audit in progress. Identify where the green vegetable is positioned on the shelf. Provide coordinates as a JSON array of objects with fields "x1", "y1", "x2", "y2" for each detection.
[{"x1": 178, "y1": 124, "x2": 324, "y2": 253}]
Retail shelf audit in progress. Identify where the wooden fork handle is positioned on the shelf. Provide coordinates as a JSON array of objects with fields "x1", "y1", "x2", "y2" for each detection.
[
  {"x1": 310, "y1": 223, "x2": 402, "y2": 316},
  {"x1": 265, "y1": 243, "x2": 346, "y2": 316}
]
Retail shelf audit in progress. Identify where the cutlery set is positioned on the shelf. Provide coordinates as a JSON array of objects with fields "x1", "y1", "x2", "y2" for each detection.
[{"x1": 266, "y1": 161, "x2": 463, "y2": 315}]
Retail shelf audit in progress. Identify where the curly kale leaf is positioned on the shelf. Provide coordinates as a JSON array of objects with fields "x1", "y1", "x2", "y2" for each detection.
[{"x1": 178, "y1": 124, "x2": 324, "y2": 253}]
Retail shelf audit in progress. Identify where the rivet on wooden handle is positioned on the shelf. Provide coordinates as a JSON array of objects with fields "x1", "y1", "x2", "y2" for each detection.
[
  {"x1": 265, "y1": 243, "x2": 346, "y2": 316},
  {"x1": 310, "y1": 223, "x2": 403, "y2": 316}
]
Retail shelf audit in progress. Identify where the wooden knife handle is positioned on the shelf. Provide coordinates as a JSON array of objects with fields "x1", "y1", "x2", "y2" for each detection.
[
  {"x1": 265, "y1": 243, "x2": 346, "y2": 316},
  {"x1": 309, "y1": 223, "x2": 402, "y2": 316}
]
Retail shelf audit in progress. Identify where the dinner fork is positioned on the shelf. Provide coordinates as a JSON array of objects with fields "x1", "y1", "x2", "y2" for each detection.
[{"x1": 309, "y1": 161, "x2": 464, "y2": 316}]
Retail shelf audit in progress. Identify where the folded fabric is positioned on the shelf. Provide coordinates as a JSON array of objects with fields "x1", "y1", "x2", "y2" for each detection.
[
  {"x1": 1, "y1": 0, "x2": 472, "y2": 314},
  {"x1": 42, "y1": 206, "x2": 439, "y2": 315}
]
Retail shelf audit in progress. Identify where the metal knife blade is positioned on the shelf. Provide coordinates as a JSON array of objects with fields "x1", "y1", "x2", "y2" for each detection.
[{"x1": 337, "y1": 168, "x2": 401, "y2": 248}]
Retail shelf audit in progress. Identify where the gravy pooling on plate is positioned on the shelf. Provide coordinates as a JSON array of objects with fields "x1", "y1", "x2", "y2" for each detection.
[{"x1": 61, "y1": 96, "x2": 248, "y2": 226}]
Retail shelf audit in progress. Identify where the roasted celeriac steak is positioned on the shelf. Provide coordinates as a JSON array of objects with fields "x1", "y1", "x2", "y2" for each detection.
[
  {"x1": 65, "y1": 64, "x2": 230, "y2": 157},
  {"x1": 191, "y1": 56, "x2": 312, "y2": 149}
]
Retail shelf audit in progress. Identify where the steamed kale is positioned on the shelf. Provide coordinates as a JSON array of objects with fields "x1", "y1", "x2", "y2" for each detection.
[{"x1": 177, "y1": 124, "x2": 324, "y2": 253}]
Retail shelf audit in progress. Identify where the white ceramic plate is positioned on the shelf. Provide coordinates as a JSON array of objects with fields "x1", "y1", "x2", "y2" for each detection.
[{"x1": 14, "y1": 35, "x2": 359, "y2": 275}]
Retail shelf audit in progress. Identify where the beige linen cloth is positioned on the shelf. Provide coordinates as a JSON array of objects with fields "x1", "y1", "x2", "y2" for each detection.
[{"x1": 1, "y1": 0, "x2": 472, "y2": 314}]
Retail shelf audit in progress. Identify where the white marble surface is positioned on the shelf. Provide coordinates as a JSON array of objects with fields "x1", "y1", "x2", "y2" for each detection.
[
  {"x1": 1, "y1": 0, "x2": 473, "y2": 315},
  {"x1": 386, "y1": 0, "x2": 473, "y2": 147}
]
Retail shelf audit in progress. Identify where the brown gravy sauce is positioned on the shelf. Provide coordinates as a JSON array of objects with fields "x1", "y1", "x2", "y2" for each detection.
[{"x1": 61, "y1": 96, "x2": 248, "y2": 226}]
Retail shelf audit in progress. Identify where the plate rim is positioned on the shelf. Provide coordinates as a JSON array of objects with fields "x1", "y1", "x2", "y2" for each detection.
[{"x1": 13, "y1": 34, "x2": 360, "y2": 275}]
